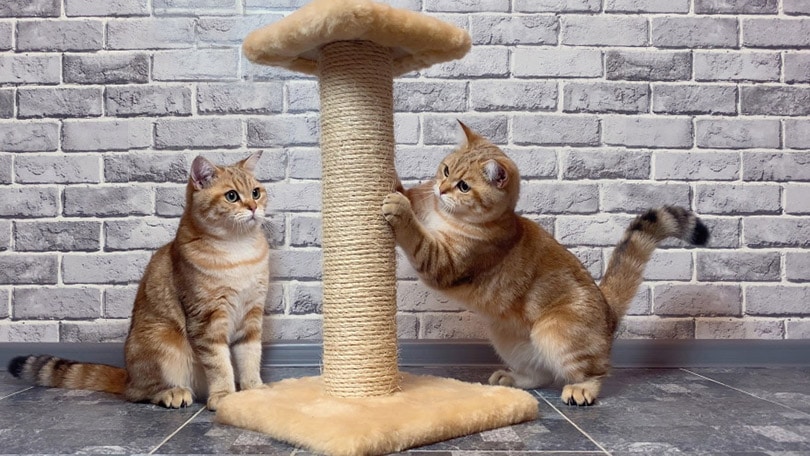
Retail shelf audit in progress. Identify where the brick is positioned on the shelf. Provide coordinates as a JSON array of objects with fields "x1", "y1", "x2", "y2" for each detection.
[
  {"x1": 262, "y1": 214, "x2": 285, "y2": 248},
  {"x1": 394, "y1": 81, "x2": 467, "y2": 112},
  {"x1": 563, "y1": 82, "x2": 649, "y2": 114},
  {"x1": 13, "y1": 287, "x2": 101, "y2": 319},
  {"x1": 0, "y1": 122, "x2": 59, "y2": 152},
  {"x1": 247, "y1": 116, "x2": 319, "y2": 147},
  {"x1": 652, "y1": 17, "x2": 739, "y2": 49},
  {"x1": 425, "y1": 0, "x2": 508, "y2": 12},
  {"x1": 153, "y1": 49, "x2": 239, "y2": 81},
  {"x1": 290, "y1": 283, "x2": 322, "y2": 315},
  {"x1": 696, "y1": 184, "x2": 781, "y2": 215},
  {"x1": 262, "y1": 316, "x2": 322, "y2": 340},
  {"x1": 105, "y1": 86, "x2": 192, "y2": 117},
  {"x1": 63, "y1": 119, "x2": 152, "y2": 152},
  {"x1": 514, "y1": 0, "x2": 600, "y2": 12},
  {"x1": 562, "y1": 16, "x2": 648, "y2": 47},
  {"x1": 562, "y1": 149, "x2": 650, "y2": 180},
  {"x1": 64, "y1": 53, "x2": 149, "y2": 84},
  {"x1": 0, "y1": 187, "x2": 59, "y2": 217},
  {"x1": 288, "y1": 147, "x2": 321, "y2": 179},
  {"x1": 696, "y1": 217, "x2": 740, "y2": 249},
  {"x1": 572, "y1": 247, "x2": 603, "y2": 279},
  {"x1": 424, "y1": 114, "x2": 508, "y2": 145},
  {"x1": 398, "y1": 281, "x2": 464, "y2": 312},
  {"x1": 0, "y1": 155, "x2": 10, "y2": 184},
  {"x1": 269, "y1": 249, "x2": 321, "y2": 280},
  {"x1": 61, "y1": 321, "x2": 130, "y2": 342},
  {"x1": 0, "y1": 54, "x2": 61, "y2": 85},
  {"x1": 0, "y1": 255, "x2": 57, "y2": 285},
  {"x1": 395, "y1": 146, "x2": 454, "y2": 179},
  {"x1": 287, "y1": 81, "x2": 319, "y2": 113},
  {"x1": 266, "y1": 182, "x2": 321, "y2": 212},
  {"x1": 695, "y1": 0, "x2": 777, "y2": 13},
  {"x1": 603, "y1": 116, "x2": 692, "y2": 149},
  {"x1": 395, "y1": 113, "x2": 421, "y2": 145},
  {"x1": 15, "y1": 220, "x2": 100, "y2": 252},
  {"x1": 18, "y1": 88, "x2": 102, "y2": 119},
  {"x1": 63, "y1": 252, "x2": 151, "y2": 284},
  {"x1": 785, "y1": 0, "x2": 810, "y2": 15},
  {"x1": 0, "y1": 322, "x2": 59, "y2": 342},
  {"x1": 696, "y1": 119, "x2": 780, "y2": 149},
  {"x1": 785, "y1": 52, "x2": 810, "y2": 83},
  {"x1": 471, "y1": 15, "x2": 557, "y2": 45},
  {"x1": 470, "y1": 80, "x2": 556, "y2": 112},
  {"x1": 741, "y1": 86, "x2": 810, "y2": 116},
  {"x1": 154, "y1": 118, "x2": 242, "y2": 149},
  {"x1": 264, "y1": 284, "x2": 284, "y2": 315},
  {"x1": 601, "y1": 182, "x2": 691, "y2": 213},
  {"x1": 290, "y1": 215, "x2": 321, "y2": 247},
  {"x1": 105, "y1": 218, "x2": 178, "y2": 251},
  {"x1": 398, "y1": 314, "x2": 419, "y2": 340},
  {"x1": 512, "y1": 114, "x2": 598, "y2": 146},
  {"x1": 654, "y1": 151, "x2": 739, "y2": 181},
  {"x1": 606, "y1": 0, "x2": 689, "y2": 12},
  {"x1": 606, "y1": 50, "x2": 691, "y2": 82},
  {"x1": 743, "y1": 152, "x2": 810, "y2": 181},
  {"x1": 0, "y1": 23, "x2": 10, "y2": 51},
  {"x1": 744, "y1": 217, "x2": 810, "y2": 248},
  {"x1": 518, "y1": 182, "x2": 598, "y2": 214},
  {"x1": 0, "y1": 289, "x2": 7, "y2": 317},
  {"x1": 786, "y1": 185, "x2": 810, "y2": 215},
  {"x1": 642, "y1": 250, "x2": 694, "y2": 281},
  {"x1": 107, "y1": 18, "x2": 195, "y2": 50},
  {"x1": 15, "y1": 154, "x2": 99, "y2": 184},
  {"x1": 786, "y1": 252, "x2": 810, "y2": 282},
  {"x1": 616, "y1": 317, "x2": 694, "y2": 339},
  {"x1": 513, "y1": 47, "x2": 602, "y2": 78},
  {"x1": 0, "y1": 90, "x2": 12, "y2": 118},
  {"x1": 652, "y1": 85, "x2": 737, "y2": 115},
  {"x1": 65, "y1": 0, "x2": 149, "y2": 16},
  {"x1": 787, "y1": 320, "x2": 810, "y2": 339},
  {"x1": 502, "y1": 147, "x2": 558, "y2": 179},
  {"x1": 697, "y1": 251, "x2": 780, "y2": 281},
  {"x1": 423, "y1": 46, "x2": 509, "y2": 79},
  {"x1": 743, "y1": 19, "x2": 810, "y2": 48},
  {"x1": 196, "y1": 14, "x2": 283, "y2": 44},
  {"x1": 654, "y1": 284, "x2": 741, "y2": 317},
  {"x1": 63, "y1": 186, "x2": 152, "y2": 217},
  {"x1": 786, "y1": 120, "x2": 810, "y2": 149},
  {"x1": 421, "y1": 312, "x2": 488, "y2": 339},
  {"x1": 197, "y1": 82, "x2": 282, "y2": 115},
  {"x1": 153, "y1": 0, "x2": 237, "y2": 13},
  {"x1": 747, "y1": 286, "x2": 810, "y2": 316},
  {"x1": 695, "y1": 318, "x2": 783, "y2": 339},
  {"x1": 0, "y1": 0, "x2": 60, "y2": 17},
  {"x1": 556, "y1": 214, "x2": 633, "y2": 247},
  {"x1": 694, "y1": 51, "x2": 779, "y2": 82},
  {"x1": 17, "y1": 20, "x2": 103, "y2": 52},
  {"x1": 105, "y1": 153, "x2": 188, "y2": 183},
  {"x1": 155, "y1": 186, "x2": 185, "y2": 217}
]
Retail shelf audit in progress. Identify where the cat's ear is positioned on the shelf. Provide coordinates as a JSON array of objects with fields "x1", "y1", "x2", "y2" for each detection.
[
  {"x1": 483, "y1": 160, "x2": 509, "y2": 189},
  {"x1": 239, "y1": 151, "x2": 262, "y2": 172},
  {"x1": 190, "y1": 156, "x2": 218, "y2": 190},
  {"x1": 457, "y1": 120, "x2": 481, "y2": 145}
]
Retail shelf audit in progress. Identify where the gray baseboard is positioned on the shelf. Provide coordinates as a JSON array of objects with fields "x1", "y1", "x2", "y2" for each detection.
[{"x1": 2, "y1": 339, "x2": 809, "y2": 371}]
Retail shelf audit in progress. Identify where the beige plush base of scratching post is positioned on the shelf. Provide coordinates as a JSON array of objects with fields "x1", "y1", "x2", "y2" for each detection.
[{"x1": 216, "y1": 373, "x2": 538, "y2": 456}]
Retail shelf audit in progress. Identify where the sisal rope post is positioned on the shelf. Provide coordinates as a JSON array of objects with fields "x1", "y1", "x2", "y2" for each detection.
[{"x1": 318, "y1": 40, "x2": 399, "y2": 397}]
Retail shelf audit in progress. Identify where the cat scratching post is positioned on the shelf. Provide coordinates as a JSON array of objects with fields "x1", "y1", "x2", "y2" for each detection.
[{"x1": 216, "y1": 1, "x2": 538, "y2": 454}]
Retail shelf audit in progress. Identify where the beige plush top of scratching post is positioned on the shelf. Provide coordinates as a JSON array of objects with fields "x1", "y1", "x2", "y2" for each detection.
[{"x1": 216, "y1": 3, "x2": 537, "y2": 455}]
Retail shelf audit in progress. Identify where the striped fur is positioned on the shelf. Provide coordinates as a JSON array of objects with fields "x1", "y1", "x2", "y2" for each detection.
[
  {"x1": 384, "y1": 123, "x2": 709, "y2": 406},
  {"x1": 8, "y1": 153, "x2": 271, "y2": 410}
]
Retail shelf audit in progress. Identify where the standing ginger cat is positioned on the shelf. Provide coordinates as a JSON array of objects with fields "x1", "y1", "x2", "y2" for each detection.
[
  {"x1": 383, "y1": 123, "x2": 709, "y2": 406},
  {"x1": 9, "y1": 152, "x2": 271, "y2": 411}
]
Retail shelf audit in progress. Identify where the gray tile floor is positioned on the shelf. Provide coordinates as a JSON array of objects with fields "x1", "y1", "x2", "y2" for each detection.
[{"x1": 2, "y1": 365, "x2": 809, "y2": 455}]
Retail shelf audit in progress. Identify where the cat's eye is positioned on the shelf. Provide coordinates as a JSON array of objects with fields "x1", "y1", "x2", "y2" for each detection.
[
  {"x1": 225, "y1": 190, "x2": 240, "y2": 203},
  {"x1": 443, "y1": 165, "x2": 449, "y2": 177},
  {"x1": 457, "y1": 180, "x2": 470, "y2": 193},
  {"x1": 252, "y1": 188, "x2": 261, "y2": 200}
]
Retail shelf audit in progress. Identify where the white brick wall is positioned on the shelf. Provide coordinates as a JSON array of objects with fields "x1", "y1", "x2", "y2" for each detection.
[{"x1": 1, "y1": 0, "x2": 808, "y2": 342}]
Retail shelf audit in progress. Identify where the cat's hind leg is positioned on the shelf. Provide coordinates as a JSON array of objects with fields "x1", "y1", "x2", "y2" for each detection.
[
  {"x1": 488, "y1": 368, "x2": 553, "y2": 389},
  {"x1": 124, "y1": 327, "x2": 196, "y2": 408},
  {"x1": 487, "y1": 335, "x2": 555, "y2": 389}
]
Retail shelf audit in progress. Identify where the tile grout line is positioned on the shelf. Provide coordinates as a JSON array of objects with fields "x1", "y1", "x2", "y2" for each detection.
[
  {"x1": 147, "y1": 406, "x2": 206, "y2": 455},
  {"x1": 680, "y1": 368, "x2": 810, "y2": 418},
  {"x1": 0, "y1": 386, "x2": 33, "y2": 401},
  {"x1": 537, "y1": 394, "x2": 612, "y2": 456}
]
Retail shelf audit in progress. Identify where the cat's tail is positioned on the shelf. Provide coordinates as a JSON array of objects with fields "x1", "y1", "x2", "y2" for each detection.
[
  {"x1": 599, "y1": 206, "x2": 709, "y2": 320},
  {"x1": 8, "y1": 354, "x2": 127, "y2": 395}
]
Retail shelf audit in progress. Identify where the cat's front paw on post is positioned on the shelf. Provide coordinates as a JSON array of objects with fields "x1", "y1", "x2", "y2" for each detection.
[{"x1": 382, "y1": 192, "x2": 413, "y2": 226}]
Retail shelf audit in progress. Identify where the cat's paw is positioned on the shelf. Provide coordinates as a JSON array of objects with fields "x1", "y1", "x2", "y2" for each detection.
[
  {"x1": 206, "y1": 390, "x2": 232, "y2": 411},
  {"x1": 382, "y1": 192, "x2": 413, "y2": 226},
  {"x1": 488, "y1": 370, "x2": 516, "y2": 387},
  {"x1": 561, "y1": 383, "x2": 597, "y2": 406},
  {"x1": 238, "y1": 378, "x2": 266, "y2": 391},
  {"x1": 152, "y1": 387, "x2": 194, "y2": 409}
]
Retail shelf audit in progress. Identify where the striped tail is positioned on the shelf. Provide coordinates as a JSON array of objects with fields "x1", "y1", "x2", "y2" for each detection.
[
  {"x1": 599, "y1": 206, "x2": 709, "y2": 322},
  {"x1": 8, "y1": 354, "x2": 127, "y2": 395}
]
